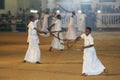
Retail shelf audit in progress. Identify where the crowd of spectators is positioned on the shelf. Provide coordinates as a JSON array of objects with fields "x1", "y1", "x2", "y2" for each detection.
[
  {"x1": 0, "y1": 5, "x2": 120, "y2": 32},
  {"x1": 0, "y1": 8, "x2": 32, "y2": 32}
]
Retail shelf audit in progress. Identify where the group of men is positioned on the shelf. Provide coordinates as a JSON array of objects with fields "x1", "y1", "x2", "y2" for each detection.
[{"x1": 23, "y1": 11, "x2": 108, "y2": 76}]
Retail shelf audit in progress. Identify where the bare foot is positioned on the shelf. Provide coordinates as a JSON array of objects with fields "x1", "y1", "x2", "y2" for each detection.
[
  {"x1": 23, "y1": 60, "x2": 26, "y2": 63},
  {"x1": 49, "y1": 47, "x2": 52, "y2": 52},
  {"x1": 103, "y1": 69, "x2": 108, "y2": 76},
  {"x1": 36, "y1": 62, "x2": 40, "y2": 64},
  {"x1": 81, "y1": 73, "x2": 87, "y2": 76}
]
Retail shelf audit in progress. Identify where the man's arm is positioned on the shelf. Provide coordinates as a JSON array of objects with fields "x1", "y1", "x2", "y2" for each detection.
[
  {"x1": 34, "y1": 27, "x2": 47, "y2": 34},
  {"x1": 75, "y1": 36, "x2": 81, "y2": 42},
  {"x1": 83, "y1": 45, "x2": 94, "y2": 49},
  {"x1": 47, "y1": 23, "x2": 55, "y2": 32}
]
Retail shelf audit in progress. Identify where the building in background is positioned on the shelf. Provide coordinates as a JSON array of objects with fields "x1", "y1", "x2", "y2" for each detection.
[
  {"x1": 42, "y1": 0, "x2": 120, "y2": 13},
  {"x1": 0, "y1": 0, "x2": 120, "y2": 30},
  {"x1": 0, "y1": 0, "x2": 120, "y2": 15}
]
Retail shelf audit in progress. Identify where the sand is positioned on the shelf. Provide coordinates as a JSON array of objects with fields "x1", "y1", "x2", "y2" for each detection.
[{"x1": 0, "y1": 32, "x2": 120, "y2": 80}]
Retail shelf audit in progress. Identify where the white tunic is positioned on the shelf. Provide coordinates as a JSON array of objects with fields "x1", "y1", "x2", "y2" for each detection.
[
  {"x1": 34, "y1": 19, "x2": 40, "y2": 43},
  {"x1": 66, "y1": 16, "x2": 77, "y2": 40},
  {"x1": 78, "y1": 14, "x2": 86, "y2": 32},
  {"x1": 24, "y1": 21, "x2": 40, "y2": 63},
  {"x1": 81, "y1": 33, "x2": 105, "y2": 75},
  {"x1": 41, "y1": 14, "x2": 49, "y2": 31},
  {"x1": 51, "y1": 19, "x2": 64, "y2": 50}
]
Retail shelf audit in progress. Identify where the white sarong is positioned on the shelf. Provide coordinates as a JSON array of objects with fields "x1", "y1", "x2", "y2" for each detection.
[
  {"x1": 81, "y1": 33, "x2": 105, "y2": 75},
  {"x1": 82, "y1": 47, "x2": 105, "y2": 75}
]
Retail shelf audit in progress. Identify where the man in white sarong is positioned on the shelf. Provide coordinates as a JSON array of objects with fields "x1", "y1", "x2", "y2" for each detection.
[
  {"x1": 78, "y1": 13, "x2": 86, "y2": 32},
  {"x1": 24, "y1": 16, "x2": 41, "y2": 64},
  {"x1": 49, "y1": 15, "x2": 64, "y2": 51},
  {"x1": 41, "y1": 12, "x2": 49, "y2": 32},
  {"x1": 66, "y1": 12, "x2": 77, "y2": 48},
  {"x1": 34, "y1": 13, "x2": 42, "y2": 30},
  {"x1": 76, "y1": 27, "x2": 108, "y2": 76}
]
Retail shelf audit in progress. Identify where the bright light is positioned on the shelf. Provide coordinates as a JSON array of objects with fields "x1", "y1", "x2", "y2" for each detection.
[
  {"x1": 30, "y1": 10, "x2": 38, "y2": 13},
  {"x1": 97, "y1": 10, "x2": 101, "y2": 13},
  {"x1": 80, "y1": 0, "x2": 92, "y2": 2},
  {"x1": 78, "y1": 10, "x2": 82, "y2": 13},
  {"x1": 56, "y1": 10, "x2": 60, "y2": 14}
]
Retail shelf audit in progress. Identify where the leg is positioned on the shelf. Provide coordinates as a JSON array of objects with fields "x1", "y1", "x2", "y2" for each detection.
[
  {"x1": 36, "y1": 62, "x2": 41, "y2": 64},
  {"x1": 103, "y1": 68, "x2": 108, "y2": 76},
  {"x1": 23, "y1": 60, "x2": 26, "y2": 63},
  {"x1": 49, "y1": 46, "x2": 52, "y2": 52},
  {"x1": 60, "y1": 49, "x2": 64, "y2": 51},
  {"x1": 66, "y1": 40, "x2": 70, "y2": 48},
  {"x1": 81, "y1": 73, "x2": 87, "y2": 76}
]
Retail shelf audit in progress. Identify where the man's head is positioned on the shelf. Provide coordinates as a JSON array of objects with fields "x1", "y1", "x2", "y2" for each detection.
[
  {"x1": 85, "y1": 27, "x2": 91, "y2": 35},
  {"x1": 29, "y1": 15, "x2": 35, "y2": 22},
  {"x1": 72, "y1": 11, "x2": 75, "y2": 15},
  {"x1": 56, "y1": 15, "x2": 61, "y2": 20}
]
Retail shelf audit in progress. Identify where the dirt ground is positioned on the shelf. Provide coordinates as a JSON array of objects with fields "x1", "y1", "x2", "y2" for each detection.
[{"x1": 0, "y1": 32, "x2": 120, "y2": 80}]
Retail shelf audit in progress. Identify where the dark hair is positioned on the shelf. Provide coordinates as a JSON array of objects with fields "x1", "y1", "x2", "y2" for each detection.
[
  {"x1": 72, "y1": 11, "x2": 75, "y2": 17},
  {"x1": 86, "y1": 27, "x2": 92, "y2": 32},
  {"x1": 29, "y1": 15, "x2": 34, "y2": 21},
  {"x1": 72, "y1": 11, "x2": 75, "y2": 15},
  {"x1": 56, "y1": 15, "x2": 61, "y2": 20}
]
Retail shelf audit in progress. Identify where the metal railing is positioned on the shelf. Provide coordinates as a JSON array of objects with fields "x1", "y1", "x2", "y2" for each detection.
[
  {"x1": 0, "y1": 22, "x2": 27, "y2": 32},
  {"x1": 96, "y1": 13, "x2": 120, "y2": 28}
]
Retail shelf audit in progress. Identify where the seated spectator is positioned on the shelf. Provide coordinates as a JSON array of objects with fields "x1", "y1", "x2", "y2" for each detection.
[{"x1": 11, "y1": 16, "x2": 17, "y2": 32}]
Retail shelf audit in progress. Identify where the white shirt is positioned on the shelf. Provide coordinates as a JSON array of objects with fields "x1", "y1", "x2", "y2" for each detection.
[
  {"x1": 43, "y1": 14, "x2": 49, "y2": 26},
  {"x1": 80, "y1": 13, "x2": 86, "y2": 21},
  {"x1": 28, "y1": 21, "x2": 37, "y2": 35},
  {"x1": 81, "y1": 33, "x2": 94, "y2": 46},
  {"x1": 54, "y1": 19, "x2": 62, "y2": 31}
]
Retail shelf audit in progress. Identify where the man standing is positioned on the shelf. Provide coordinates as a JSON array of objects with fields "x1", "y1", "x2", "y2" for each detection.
[
  {"x1": 24, "y1": 16, "x2": 41, "y2": 64},
  {"x1": 76, "y1": 27, "x2": 108, "y2": 76}
]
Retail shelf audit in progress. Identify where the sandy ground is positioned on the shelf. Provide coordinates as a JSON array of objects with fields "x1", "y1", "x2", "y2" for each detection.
[{"x1": 0, "y1": 32, "x2": 120, "y2": 80}]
